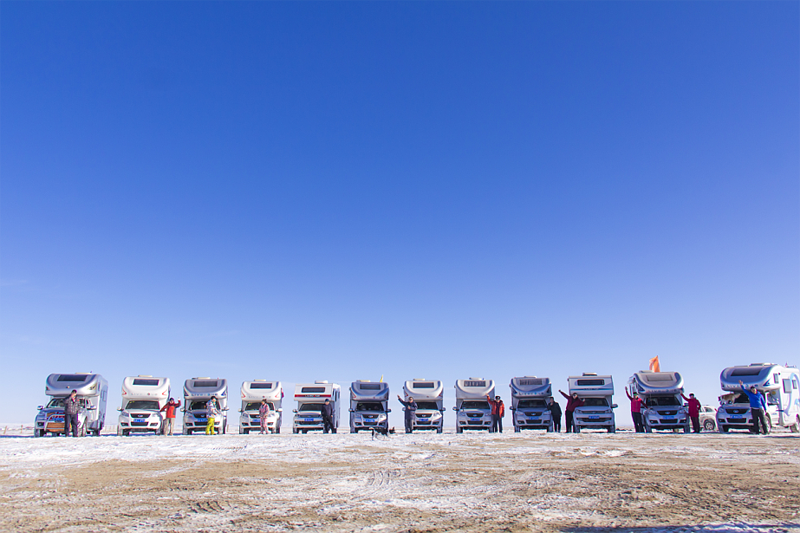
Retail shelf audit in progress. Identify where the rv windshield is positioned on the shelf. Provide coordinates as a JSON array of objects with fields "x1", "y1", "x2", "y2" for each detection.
[
  {"x1": 728, "y1": 393, "x2": 750, "y2": 405},
  {"x1": 415, "y1": 402, "x2": 439, "y2": 410},
  {"x1": 244, "y1": 402, "x2": 275, "y2": 411},
  {"x1": 46, "y1": 398, "x2": 87, "y2": 409},
  {"x1": 298, "y1": 404, "x2": 323, "y2": 412},
  {"x1": 645, "y1": 396, "x2": 680, "y2": 407},
  {"x1": 460, "y1": 401, "x2": 490, "y2": 410},
  {"x1": 125, "y1": 400, "x2": 160, "y2": 411},
  {"x1": 189, "y1": 401, "x2": 210, "y2": 411},
  {"x1": 580, "y1": 397, "x2": 609, "y2": 407},
  {"x1": 517, "y1": 399, "x2": 547, "y2": 409},
  {"x1": 355, "y1": 402, "x2": 384, "y2": 412}
]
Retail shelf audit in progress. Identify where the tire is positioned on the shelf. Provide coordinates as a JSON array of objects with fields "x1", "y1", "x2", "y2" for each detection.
[
  {"x1": 608, "y1": 426, "x2": 616, "y2": 433},
  {"x1": 703, "y1": 419, "x2": 715, "y2": 431},
  {"x1": 791, "y1": 417, "x2": 800, "y2": 434},
  {"x1": 436, "y1": 427, "x2": 442, "y2": 434},
  {"x1": 456, "y1": 427, "x2": 463, "y2": 434},
  {"x1": 720, "y1": 425, "x2": 729, "y2": 433},
  {"x1": 292, "y1": 429, "x2": 298, "y2": 434},
  {"x1": 276, "y1": 427, "x2": 281, "y2": 434},
  {"x1": 574, "y1": 425, "x2": 581, "y2": 434},
  {"x1": 683, "y1": 424, "x2": 690, "y2": 434},
  {"x1": 34, "y1": 429, "x2": 42, "y2": 438},
  {"x1": 515, "y1": 427, "x2": 521, "y2": 433}
]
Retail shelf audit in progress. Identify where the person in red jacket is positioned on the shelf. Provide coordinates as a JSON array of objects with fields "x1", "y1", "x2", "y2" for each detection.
[
  {"x1": 681, "y1": 392, "x2": 702, "y2": 433},
  {"x1": 160, "y1": 398, "x2": 182, "y2": 436},
  {"x1": 625, "y1": 390, "x2": 646, "y2": 433},
  {"x1": 558, "y1": 390, "x2": 584, "y2": 433},
  {"x1": 486, "y1": 395, "x2": 505, "y2": 433}
]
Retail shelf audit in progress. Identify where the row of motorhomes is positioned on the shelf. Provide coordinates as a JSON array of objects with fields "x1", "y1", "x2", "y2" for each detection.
[{"x1": 33, "y1": 363, "x2": 800, "y2": 436}]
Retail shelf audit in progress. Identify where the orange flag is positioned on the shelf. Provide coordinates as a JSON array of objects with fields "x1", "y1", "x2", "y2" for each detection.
[{"x1": 649, "y1": 356, "x2": 660, "y2": 372}]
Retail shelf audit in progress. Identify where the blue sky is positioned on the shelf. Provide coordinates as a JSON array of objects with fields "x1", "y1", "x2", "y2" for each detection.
[{"x1": 1, "y1": 2, "x2": 798, "y2": 426}]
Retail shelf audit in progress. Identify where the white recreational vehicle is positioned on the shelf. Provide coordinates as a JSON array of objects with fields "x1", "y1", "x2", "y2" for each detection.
[
  {"x1": 627, "y1": 371, "x2": 689, "y2": 433},
  {"x1": 509, "y1": 376, "x2": 553, "y2": 432},
  {"x1": 403, "y1": 379, "x2": 445, "y2": 433},
  {"x1": 117, "y1": 376, "x2": 170, "y2": 436},
  {"x1": 182, "y1": 378, "x2": 229, "y2": 435},
  {"x1": 34, "y1": 373, "x2": 109, "y2": 437},
  {"x1": 568, "y1": 373, "x2": 617, "y2": 433},
  {"x1": 454, "y1": 378, "x2": 495, "y2": 433},
  {"x1": 292, "y1": 381, "x2": 341, "y2": 434},
  {"x1": 239, "y1": 380, "x2": 283, "y2": 434},
  {"x1": 349, "y1": 380, "x2": 390, "y2": 433},
  {"x1": 717, "y1": 363, "x2": 800, "y2": 433}
]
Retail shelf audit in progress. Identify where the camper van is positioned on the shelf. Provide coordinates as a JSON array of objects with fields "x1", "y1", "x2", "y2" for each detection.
[
  {"x1": 34, "y1": 373, "x2": 108, "y2": 437},
  {"x1": 349, "y1": 380, "x2": 390, "y2": 433},
  {"x1": 454, "y1": 378, "x2": 495, "y2": 433},
  {"x1": 568, "y1": 373, "x2": 616, "y2": 433},
  {"x1": 293, "y1": 381, "x2": 341, "y2": 433},
  {"x1": 182, "y1": 378, "x2": 228, "y2": 435},
  {"x1": 117, "y1": 376, "x2": 170, "y2": 436},
  {"x1": 239, "y1": 380, "x2": 283, "y2": 434},
  {"x1": 717, "y1": 363, "x2": 800, "y2": 433},
  {"x1": 509, "y1": 376, "x2": 553, "y2": 432},
  {"x1": 627, "y1": 371, "x2": 689, "y2": 433},
  {"x1": 403, "y1": 379, "x2": 445, "y2": 433}
]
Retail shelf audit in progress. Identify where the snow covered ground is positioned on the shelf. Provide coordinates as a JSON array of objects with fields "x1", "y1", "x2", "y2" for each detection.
[{"x1": 1, "y1": 431, "x2": 798, "y2": 532}]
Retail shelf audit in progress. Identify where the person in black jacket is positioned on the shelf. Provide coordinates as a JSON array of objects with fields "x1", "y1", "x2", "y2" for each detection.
[
  {"x1": 547, "y1": 397, "x2": 562, "y2": 433},
  {"x1": 321, "y1": 399, "x2": 335, "y2": 434},
  {"x1": 397, "y1": 395, "x2": 417, "y2": 434},
  {"x1": 64, "y1": 390, "x2": 80, "y2": 437}
]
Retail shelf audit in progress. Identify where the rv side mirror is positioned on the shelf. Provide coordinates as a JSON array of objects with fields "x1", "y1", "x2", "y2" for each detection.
[
  {"x1": 87, "y1": 406, "x2": 97, "y2": 411},
  {"x1": 292, "y1": 409, "x2": 298, "y2": 413},
  {"x1": 349, "y1": 408, "x2": 354, "y2": 412},
  {"x1": 452, "y1": 407, "x2": 457, "y2": 411},
  {"x1": 386, "y1": 409, "x2": 391, "y2": 413},
  {"x1": 611, "y1": 404, "x2": 618, "y2": 409},
  {"x1": 37, "y1": 405, "x2": 43, "y2": 411},
  {"x1": 117, "y1": 408, "x2": 123, "y2": 411},
  {"x1": 277, "y1": 408, "x2": 282, "y2": 412}
]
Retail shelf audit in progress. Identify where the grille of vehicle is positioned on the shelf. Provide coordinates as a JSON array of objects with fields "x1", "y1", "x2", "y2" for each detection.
[
  {"x1": 131, "y1": 421, "x2": 148, "y2": 426},
  {"x1": 578, "y1": 417, "x2": 611, "y2": 422},
  {"x1": 297, "y1": 421, "x2": 320, "y2": 426},
  {"x1": 416, "y1": 420, "x2": 431, "y2": 425},
  {"x1": 727, "y1": 408, "x2": 748, "y2": 415},
  {"x1": 466, "y1": 412, "x2": 484, "y2": 417},
  {"x1": 659, "y1": 410, "x2": 678, "y2": 416}
]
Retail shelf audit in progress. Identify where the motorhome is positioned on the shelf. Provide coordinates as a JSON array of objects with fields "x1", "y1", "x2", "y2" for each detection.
[
  {"x1": 509, "y1": 376, "x2": 553, "y2": 432},
  {"x1": 403, "y1": 379, "x2": 445, "y2": 433},
  {"x1": 454, "y1": 378, "x2": 495, "y2": 433},
  {"x1": 182, "y1": 378, "x2": 228, "y2": 435},
  {"x1": 117, "y1": 376, "x2": 170, "y2": 436},
  {"x1": 349, "y1": 380, "x2": 390, "y2": 433},
  {"x1": 34, "y1": 373, "x2": 108, "y2": 437},
  {"x1": 568, "y1": 373, "x2": 616, "y2": 433},
  {"x1": 717, "y1": 363, "x2": 800, "y2": 433},
  {"x1": 293, "y1": 381, "x2": 341, "y2": 433},
  {"x1": 239, "y1": 380, "x2": 283, "y2": 434},
  {"x1": 627, "y1": 371, "x2": 689, "y2": 433}
]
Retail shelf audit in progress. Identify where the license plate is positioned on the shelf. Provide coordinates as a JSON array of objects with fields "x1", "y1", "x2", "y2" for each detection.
[
  {"x1": 663, "y1": 417, "x2": 675, "y2": 421},
  {"x1": 731, "y1": 417, "x2": 744, "y2": 421},
  {"x1": 304, "y1": 418, "x2": 315, "y2": 422},
  {"x1": 196, "y1": 418, "x2": 207, "y2": 423},
  {"x1": 588, "y1": 416, "x2": 599, "y2": 420},
  {"x1": 469, "y1": 418, "x2": 481, "y2": 421}
]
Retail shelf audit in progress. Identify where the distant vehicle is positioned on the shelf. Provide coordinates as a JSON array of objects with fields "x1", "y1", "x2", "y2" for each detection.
[
  {"x1": 293, "y1": 381, "x2": 341, "y2": 434},
  {"x1": 454, "y1": 378, "x2": 495, "y2": 433},
  {"x1": 627, "y1": 371, "x2": 689, "y2": 433},
  {"x1": 182, "y1": 378, "x2": 229, "y2": 435},
  {"x1": 717, "y1": 363, "x2": 800, "y2": 433},
  {"x1": 349, "y1": 380, "x2": 390, "y2": 433},
  {"x1": 239, "y1": 380, "x2": 283, "y2": 434},
  {"x1": 117, "y1": 376, "x2": 170, "y2": 436},
  {"x1": 34, "y1": 373, "x2": 108, "y2": 437},
  {"x1": 699, "y1": 405, "x2": 717, "y2": 431},
  {"x1": 403, "y1": 379, "x2": 445, "y2": 433},
  {"x1": 569, "y1": 373, "x2": 616, "y2": 433},
  {"x1": 509, "y1": 376, "x2": 553, "y2": 432}
]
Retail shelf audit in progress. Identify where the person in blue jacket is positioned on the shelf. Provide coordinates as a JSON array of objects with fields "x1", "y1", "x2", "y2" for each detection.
[
  {"x1": 397, "y1": 395, "x2": 417, "y2": 434},
  {"x1": 739, "y1": 380, "x2": 769, "y2": 434}
]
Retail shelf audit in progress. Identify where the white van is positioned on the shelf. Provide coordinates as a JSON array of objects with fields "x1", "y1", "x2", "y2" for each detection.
[
  {"x1": 239, "y1": 380, "x2": 283, "y2": 434},
  {"x1": 627, "y1": 371, "x2": 689, "y2": 433},
  {"x1": 182, "y1": 378, "x2": 228, "y2": 435},
  {"x1": 34, "y1": 373, "x2": 109, "y2": 437},
  {"x1": 717, "y1": 363, "x2": 800, "y2": 433},
  {"x1": 568, "y1": 373, "x2": 616, "y2": 433},
  {"x1": 293, "y1": 381, "x2": 341, "y2": 433},
  {"x1": 349, "y1": 380, "x2": 390, "y2": 433},
  {"x1": 117, "y1": 376, "x2": 170, "y2": 436},
  {"x1": 403, "y1": 379, "x2": 445, "y2": 433},
  {"x1": 509, "y1": 376, "x2": 553, "y2": 432},
  {"x1": 454, "y1": 378, "x2": 495, "y2": 433}
]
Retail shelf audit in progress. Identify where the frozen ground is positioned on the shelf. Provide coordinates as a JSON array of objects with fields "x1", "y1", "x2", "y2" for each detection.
[{"x1": 0, "y1": 431, "x2": 798, "y2": 532}]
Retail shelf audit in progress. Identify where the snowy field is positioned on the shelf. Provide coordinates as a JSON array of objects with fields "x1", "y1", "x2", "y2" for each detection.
[{"x1": 1, "y1": 431, "x2": 798, "y2": 533}]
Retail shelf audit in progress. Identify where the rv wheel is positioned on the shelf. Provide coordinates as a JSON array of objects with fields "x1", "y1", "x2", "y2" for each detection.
[
  {"x1": 515, "y1": 427, "x2": 521, "y2": 433},
  {"x1": 292, "y1": 429, "x2": 298, "y2": 434},
  {"x1": 456, "y1": 427, "x2": 463, "y2": 434},
  {"x1": 608, "y1": 426, "x2": 616, "y2": 433},
  {"x1": 122, "y1": 429, "x2": 130, "y2": 436},
  {"x1": 703, "y1": 420, "x2": 716, "y2": 431},
  {"x1": 720, "y1": 425, "x2": 729, "y2": 433},
  {"x1": 573, "y1": 425, "x2": 581, "y2": 434},
  {"x1": 436, "y1": 427, "x2": 442, "y2": 434},
  {"x1": 791, "y1": 417, "x2": 800, "y2": 433},
  {"x1": 683, "y1": 424, "x2": 690, "y2": 434},
  {"x1": 33, "y1": 429, "x2": 42, "y2": 438},
  {"x1": 275, "y1": 427, "x2": 280, "y2": 434}
]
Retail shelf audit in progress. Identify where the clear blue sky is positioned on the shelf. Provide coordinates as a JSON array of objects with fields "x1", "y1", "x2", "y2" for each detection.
[{"x1": 2, "y1": 2, "x2": 798, "y2": 426}]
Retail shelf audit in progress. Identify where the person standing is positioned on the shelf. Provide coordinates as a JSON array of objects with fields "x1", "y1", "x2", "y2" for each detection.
[
  {"x1": 63, "y1": 390, "x2": 80, "y2": 437},
  {"x1": 160, "y1": 397, "x2": 181, "y2": 436},
  {"x1": 739, "y1": 380, "x2": 769, "y2": 434},
  {"x1": 559, "y1": 390, "x2": 584, "y2": 433},
  {"x1": 486, "y1": 395, "x2": 505, "y2": 433},
  {"x1": 397, "y1": 395, "x2": 418, "y2": 434},
  {"x1": 625, "y1": 390, "x2": 646, "y2": 433},
  {"x1": 205, "y1": 396, "x2": 220, "y2": 435},
  {"x1": 258, "y1": 399, "x2": 271, "y2": 434},
  {"x1": 547, "y1": 397, "x2": 562, "y2": 433},
  {"x1": 321, "y1": 398, "x2": 335, "y2": 434},
  {"x1": 681, "y1": 392, "x2": 702, "y2": 433}
]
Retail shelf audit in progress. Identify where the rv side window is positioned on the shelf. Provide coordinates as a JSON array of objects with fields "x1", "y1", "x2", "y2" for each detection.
[
  {"x1": 581, "y1": 398, "x2": 609, "y2": 407},
  {"x1": 576, "y1": 379, "x2": 606, "y2": 386},
  {"x1": 413, "y1": 382, "x2": 435, "y2": 389},
  {"x1": 298, "y1": 404, "x2": 323, "y2": 412},
  {"x1": 356, "y1": 402, "x2": 384, "y2": 411},
  {"x1": 783, "y1": 379, "x2": 792, "y2": 394},
  {"x1": 301, "y1": 387, "x2": 326, "y2": 393}
]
